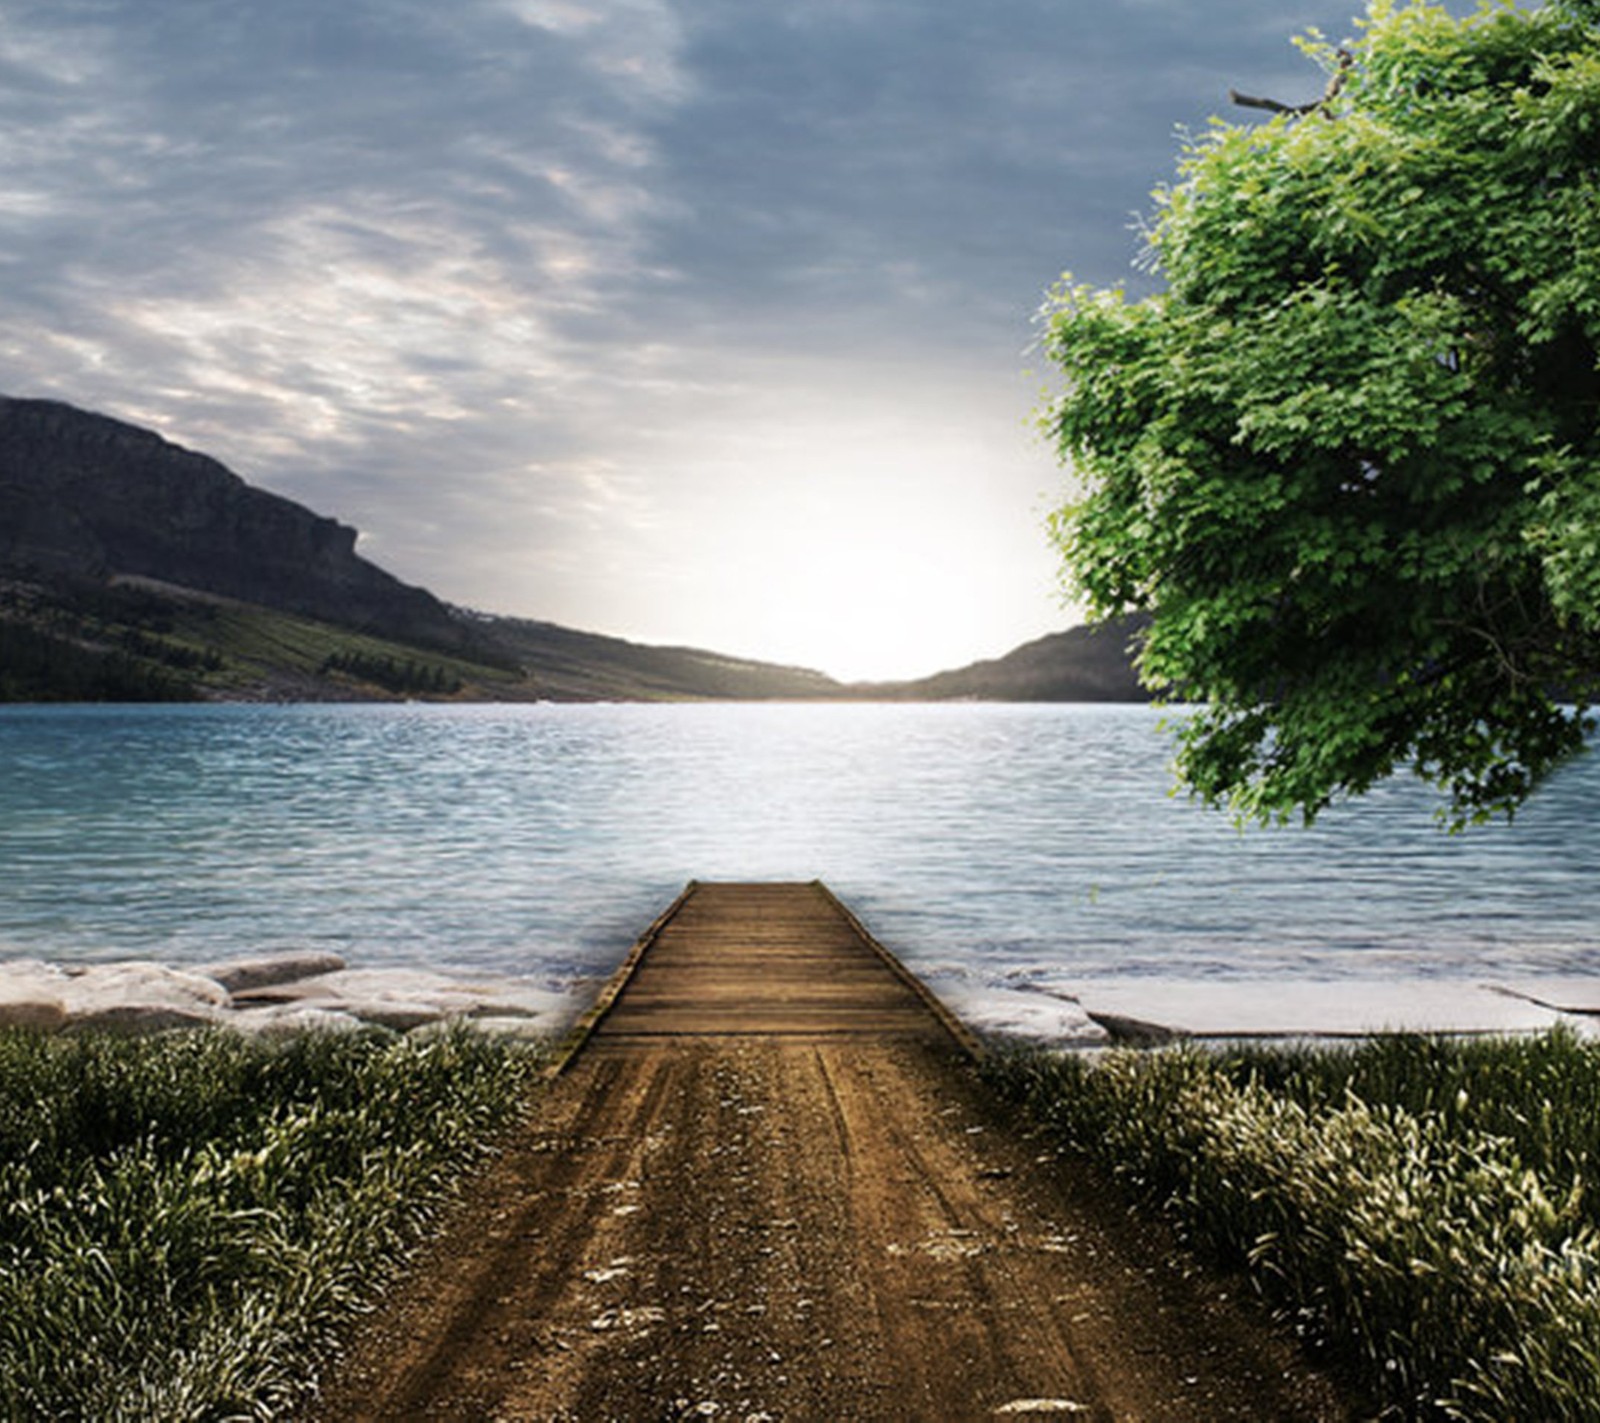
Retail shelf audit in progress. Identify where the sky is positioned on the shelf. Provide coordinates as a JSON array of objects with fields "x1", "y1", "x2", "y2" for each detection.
[{"x1": 0, "y1": 0, "x2": 1373, "y2": 680}]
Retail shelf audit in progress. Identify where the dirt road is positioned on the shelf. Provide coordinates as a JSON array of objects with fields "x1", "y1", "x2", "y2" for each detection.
[{"x1": 313, "y1": 885, "x2": 1348, "y2": 1421}]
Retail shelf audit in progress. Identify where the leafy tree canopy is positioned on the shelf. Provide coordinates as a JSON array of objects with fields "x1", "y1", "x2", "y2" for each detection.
[{"x1": 1041, "y1": 0, "x2": 1600, "y2": 826}]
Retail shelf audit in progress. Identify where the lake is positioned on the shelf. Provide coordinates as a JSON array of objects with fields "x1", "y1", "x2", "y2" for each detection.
[{"x1": 2, "y1": 702, "x2": 1597, "y2": 1034}]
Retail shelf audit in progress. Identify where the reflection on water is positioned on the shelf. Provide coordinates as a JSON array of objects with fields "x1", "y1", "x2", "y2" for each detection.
[{"x1": 1, "y1": 702, "x2": 1597, "y2": 993}]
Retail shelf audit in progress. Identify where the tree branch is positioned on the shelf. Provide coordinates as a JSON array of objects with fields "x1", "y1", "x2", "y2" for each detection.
[
  {"x1": 1231, "y1": 49, "x2": 1353, "y2": 117},
  {"x1": 1227, "y1": 91, "x2": 1303, "y2": 115}
]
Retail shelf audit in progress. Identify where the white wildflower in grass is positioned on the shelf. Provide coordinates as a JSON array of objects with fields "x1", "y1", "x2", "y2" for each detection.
[{"x1": 984, "y1": 1028, "x2": 1600, "y2": 1420}]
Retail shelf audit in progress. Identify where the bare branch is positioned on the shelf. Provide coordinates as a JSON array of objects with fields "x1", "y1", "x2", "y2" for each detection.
[
  {"x1": 1231, "y1": 49, "x2": 1353, "y2": 118},
  {"x1": 1228, "y1": 90, "x2": 1303, "y2": 115}
]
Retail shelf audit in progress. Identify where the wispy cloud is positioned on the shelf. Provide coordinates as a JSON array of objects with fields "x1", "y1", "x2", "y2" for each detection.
[{"x1": 0, "y1": 0, "x2": 1389, "y2": 677}]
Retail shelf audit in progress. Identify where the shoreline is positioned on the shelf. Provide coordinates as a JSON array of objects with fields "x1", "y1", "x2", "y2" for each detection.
[{"x1": 5, "y1": 946, "x2": 1599, "y2": 1047}]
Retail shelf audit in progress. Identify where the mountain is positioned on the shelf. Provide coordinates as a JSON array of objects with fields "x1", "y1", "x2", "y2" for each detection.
[
  {"x1": 0, "y1": 395, "x2": 471, "y2": 654},
  {"x1": 0, "y1": 395, "x2": 857, "y2": 701},
  {"x1": 0, "y1": 393, "x2": 1149, "y2": 704}
]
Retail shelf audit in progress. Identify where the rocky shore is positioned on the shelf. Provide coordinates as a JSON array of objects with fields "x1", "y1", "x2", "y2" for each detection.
[
  {"x1": 958, "y1": 973, "x2": 1600, "y2": 1046},
  {"x1": 6, "y1": 948, "x2": 1600, "y2": 1047},
  {"x1": 0, "y1": 951, "x2": 578, "y2": 1037}
]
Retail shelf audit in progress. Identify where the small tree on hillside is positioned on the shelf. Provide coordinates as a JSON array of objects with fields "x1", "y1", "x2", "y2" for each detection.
[{"x1": 1041, "y1": 0, "x2": 1600, "y2": 825}]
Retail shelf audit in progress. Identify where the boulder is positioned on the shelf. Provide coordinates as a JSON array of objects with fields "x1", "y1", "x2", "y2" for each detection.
[
  {"x1": 468, "y1": 983, "x2": 574, "y2": 1023},
  {"x1": 232, "y1": 967, "x2": 568, "y2": 1025},
  {"x1": 940, "y1": 984, "x2": 1109, "y2": 1046},
  {"x1": 910, "y1": 963, "x2": 1109, "y2": 1046},
  {"x1": 0, "y1": 954, "x2": 576, "y2": 1038},
  {"x1": 1051, "y1": 977, "x2": 1580, "y2": 1042},
  {"x1": 229, "y1": 1003, "x2": 366, "y2": 1037},
  {"x1": 333, "y1": 998, "x2": 451, "y2": 1032},
  {"x1": 0, "y1": 959, "x2": 69, "y2": 1029},
  {"x1": 195, "y1": 950, "x2": 347, "y2": 995},
  {"x1": 1492, "y1": 980, "x2": 1600, "y2": 1018},
  {"x1": 59, "y1": 963, "x2": 230, "y2": 1034}
]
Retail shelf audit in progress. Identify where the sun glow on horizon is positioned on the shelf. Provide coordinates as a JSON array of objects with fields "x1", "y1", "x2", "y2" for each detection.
[
  {"x1": 601, "y1": 390, "x2": 1068, "y2": 684},
  {"x1": 358, "y1": 364, "x2": 1072, "y2": 685}
]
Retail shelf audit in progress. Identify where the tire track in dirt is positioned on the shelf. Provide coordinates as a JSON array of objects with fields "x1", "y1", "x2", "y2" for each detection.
[
  {"x1": 316, "y1": 1039, "x2": 1349, "y2": 1421},
  {"x1": 313, "y1": 884, "x2": 1351, "y2": 1421}
]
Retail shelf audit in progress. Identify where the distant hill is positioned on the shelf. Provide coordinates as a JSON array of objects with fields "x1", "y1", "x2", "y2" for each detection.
[
  {"x1": 466, "y1": 612, "x2": 845, "y2": 701},
  {"x1": 0, "y1": 393, "x2": 1149, "y2": 704},
  {"x1": 866, "y1": 617, "x2": 1150, "y2": 701}
]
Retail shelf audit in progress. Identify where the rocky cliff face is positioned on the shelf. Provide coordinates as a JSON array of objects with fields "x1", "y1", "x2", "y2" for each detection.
[
  {"x1": 0, "y1": 393, "x2": 1150, "y2": 703},
  {"x1": 0, "y1": 396, "x2": 467, "y2": 650}
]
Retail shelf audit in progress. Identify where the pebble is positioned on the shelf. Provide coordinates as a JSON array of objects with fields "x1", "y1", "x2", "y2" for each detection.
[{"x1": 992, "y1": 1403, "x2": 1091, "y2": 1416}]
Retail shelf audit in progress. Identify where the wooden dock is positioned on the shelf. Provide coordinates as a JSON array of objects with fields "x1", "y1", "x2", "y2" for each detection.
[
  {"x1": 573, "y1": 879, "x2": 980, "y2": 1055},
  {"x1": 318, "y1": 881, "x2": 1348, "y2": 1422}
]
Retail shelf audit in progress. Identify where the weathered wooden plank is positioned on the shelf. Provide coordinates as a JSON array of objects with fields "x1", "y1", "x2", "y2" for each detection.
[
  {"x1": 582, "y1": 880, "x2": 978, "y2": 1053},
  {"x1": 318, "y1": 885, "x2": 1349, "y2": 1422}
]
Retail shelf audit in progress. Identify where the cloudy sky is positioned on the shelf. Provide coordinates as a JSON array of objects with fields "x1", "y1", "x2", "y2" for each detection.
[{"x1": 0, "y1": 0, "x2": 1369, "y2": 679}]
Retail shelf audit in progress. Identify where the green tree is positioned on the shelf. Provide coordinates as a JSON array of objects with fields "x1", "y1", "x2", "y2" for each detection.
[{"x1": 1041, "y1": 0, "x2": 1600, "y2": 825}]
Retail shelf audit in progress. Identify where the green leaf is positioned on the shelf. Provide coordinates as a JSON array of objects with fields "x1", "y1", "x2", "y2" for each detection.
[{"x1": 1039, "y1": 0, "x2": 1600, "y2": 825}]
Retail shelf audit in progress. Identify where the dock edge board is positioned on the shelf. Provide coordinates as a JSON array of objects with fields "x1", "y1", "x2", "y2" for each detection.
[
  {"x1": 544, "y1": 880, "x2": 984, "y2": 1075},
  {"x1": 544, "y1": 879, "x2": 701, "y2": 1077},
  {"x1": 812, "y1": 880, "x2": 985, "y2": 1063}
]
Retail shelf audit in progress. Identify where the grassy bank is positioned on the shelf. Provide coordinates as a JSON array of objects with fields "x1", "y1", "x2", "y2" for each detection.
[
  {"x1": 984, "y1": 1030, "x2": 1600, "y2": 1421},
  {"x1": 0, "y1": 1024, "x2": 544, "y2": 1420},
  {"x1": 0, "y1": 576, "x2": 519, "y2": 703}
]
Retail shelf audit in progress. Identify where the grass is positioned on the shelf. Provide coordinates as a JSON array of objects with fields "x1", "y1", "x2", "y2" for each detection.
[
  {"x1": 183, "y1": 601, "x2": 506, "y2": 696},
  {"x1": 0, "y1": 575, "x2": 521, "y2": 703},
  {"x1": 983, "y1": 1029, "x2": 1600, "y2": 1421},
  {"x1": 0, "y1": 1024, "x2": 545, "y2": 1420}
]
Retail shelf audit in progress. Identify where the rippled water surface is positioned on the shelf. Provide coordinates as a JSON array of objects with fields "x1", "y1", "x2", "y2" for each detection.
[{"x1": 3, "y1": 703, "x2": 1597, "y2": 1000}]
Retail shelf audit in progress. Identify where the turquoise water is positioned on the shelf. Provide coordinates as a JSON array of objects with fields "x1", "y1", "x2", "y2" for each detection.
[{"x1": 2, "y1": 703, "x2": 1597, "y2": 1004}]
